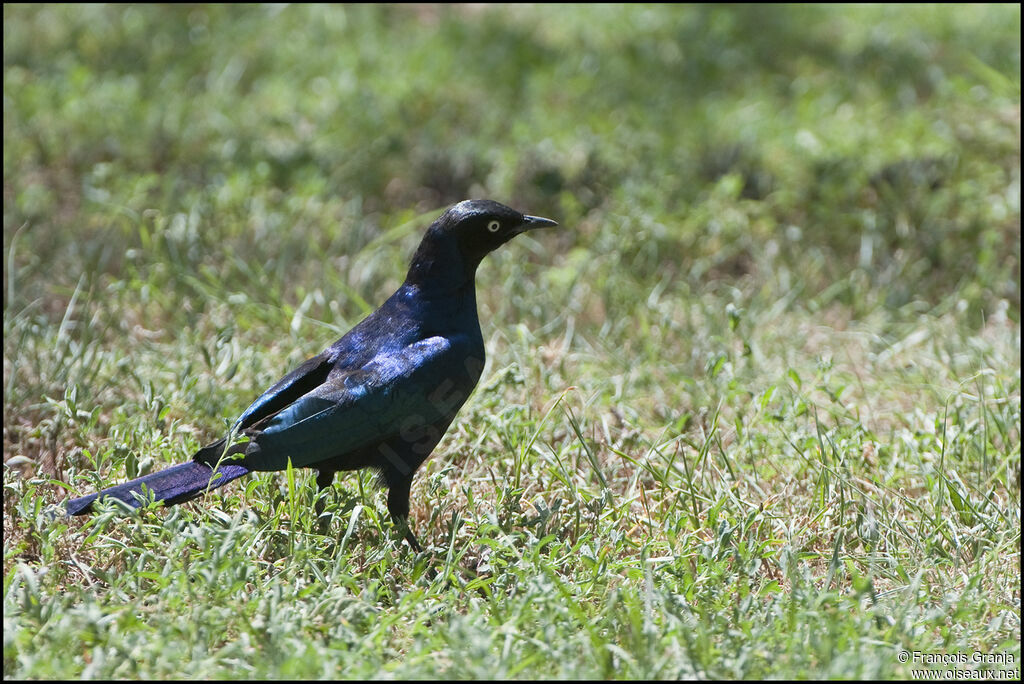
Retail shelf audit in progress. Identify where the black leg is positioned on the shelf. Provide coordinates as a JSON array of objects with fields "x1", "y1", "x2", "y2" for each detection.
[
  {"x1": 399, "y1": 519, "x2": 422, "y2": 553},
  {"x1": 315, "y1": 469, "x2": 335, "y2": 522},
  {"x1": 316, "y1": 470, "x2": 335, "y2": 491},
  {"x1": 387, "y1": 475, "x2": 421, "y2": 552}
]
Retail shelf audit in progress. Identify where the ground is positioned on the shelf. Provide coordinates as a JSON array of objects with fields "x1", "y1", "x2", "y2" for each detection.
[{"x1": 3, "y1": 4, "x2": 1020, "y2": 679}]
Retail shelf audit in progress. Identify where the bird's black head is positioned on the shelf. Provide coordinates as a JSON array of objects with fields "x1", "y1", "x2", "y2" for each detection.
[
  {"x1": 406, "y1": 199, "x2": 558, "y2": 289},
  {"x1": 437, "y1": 199, "x2": 558, "y2": 262}
]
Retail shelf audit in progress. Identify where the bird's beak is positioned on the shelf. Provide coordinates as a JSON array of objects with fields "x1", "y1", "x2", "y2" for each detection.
[{"x1": 519, "y1": 215, "x2": 559, "y2": 231}]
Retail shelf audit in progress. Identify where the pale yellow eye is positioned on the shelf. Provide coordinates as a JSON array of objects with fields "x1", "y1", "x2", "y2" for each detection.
[{"x1": 487, "y1": 220, "x2": 501, "y2": 233}]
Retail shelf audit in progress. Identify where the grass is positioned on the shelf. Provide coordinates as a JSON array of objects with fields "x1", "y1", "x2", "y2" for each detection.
[{"x1": 3, "y1": 4, "x2": 1020, "y2": 679}]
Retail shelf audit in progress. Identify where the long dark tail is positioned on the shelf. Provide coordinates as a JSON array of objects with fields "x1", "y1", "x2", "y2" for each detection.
[{"x1": 65, "y1": 459, "x2": 250, "y2": 516}]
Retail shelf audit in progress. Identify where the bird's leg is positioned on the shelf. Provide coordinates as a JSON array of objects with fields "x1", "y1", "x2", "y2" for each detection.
[
  {"x1": 387, "y1": 476, "x2": 421, "y2": 552},
  {"x1": 315, "y1": 469, "x2": 335, "y2": 526},
  {"x1": 315, "y1": 469, "x2": 336, "y2": 490},
  {"x1": 399, "y1": 519, "x2": 422, "y2": 553}
]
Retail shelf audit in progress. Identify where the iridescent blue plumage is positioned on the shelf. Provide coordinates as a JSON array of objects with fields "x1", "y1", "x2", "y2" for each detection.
[{"x1": 65, "y1": 200, "x2": 558, "y2": 550}]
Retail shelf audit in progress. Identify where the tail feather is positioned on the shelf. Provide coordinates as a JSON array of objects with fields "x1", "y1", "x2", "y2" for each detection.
[{"x1": 66, "y1": 461, "x2": 250, "y2": 516}]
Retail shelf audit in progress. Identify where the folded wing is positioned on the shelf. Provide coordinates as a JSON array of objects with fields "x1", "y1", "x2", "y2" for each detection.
[{"x1": 238, "y1": 336, "x2": 468, "y2": 471}]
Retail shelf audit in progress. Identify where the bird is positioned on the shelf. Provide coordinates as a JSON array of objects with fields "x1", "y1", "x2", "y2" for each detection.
[{"x1": 64, "y1": 199, "x2": 558, "y2": 551}]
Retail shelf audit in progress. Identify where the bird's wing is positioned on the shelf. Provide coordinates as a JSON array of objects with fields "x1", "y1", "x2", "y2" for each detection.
[
  {"x1": 239, "y1": 335, "x2": 472, "y2": 472},
  {"x1": 232, "y1": 350, "x2": 337, "y2": 431}
]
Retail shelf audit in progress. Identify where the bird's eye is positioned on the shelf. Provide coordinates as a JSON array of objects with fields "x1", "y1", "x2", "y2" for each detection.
[{"x1": 487, "y1": 220, "x2": 501, "y2": 233}]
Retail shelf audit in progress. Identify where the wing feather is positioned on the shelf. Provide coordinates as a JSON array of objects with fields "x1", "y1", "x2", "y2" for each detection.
[
  {"x1": 233, "y1": 350, "x2": 336, "y2": 430},
  {"x1": 240, "y1": 336, "x2": 469, "y2": 471}
]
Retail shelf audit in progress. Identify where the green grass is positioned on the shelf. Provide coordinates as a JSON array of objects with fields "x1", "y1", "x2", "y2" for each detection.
[{"x1": 4, "y1": 4, "x2": 1020, "y2": 679}]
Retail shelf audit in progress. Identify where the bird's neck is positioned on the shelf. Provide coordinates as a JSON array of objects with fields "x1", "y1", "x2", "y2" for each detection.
[{"x1": 403, "y1": 230, "x2": 481, "y2": 299}]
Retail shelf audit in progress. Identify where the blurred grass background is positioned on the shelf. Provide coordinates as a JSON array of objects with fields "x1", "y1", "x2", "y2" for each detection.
[{"x1": 3, "y1": 4, "x2": 1020, "y2": 679}]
